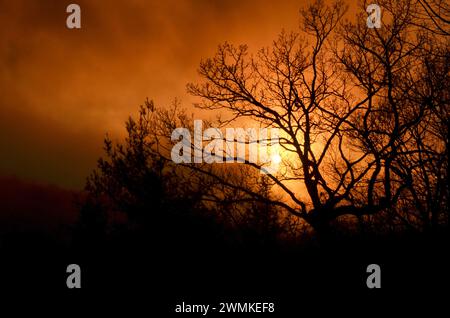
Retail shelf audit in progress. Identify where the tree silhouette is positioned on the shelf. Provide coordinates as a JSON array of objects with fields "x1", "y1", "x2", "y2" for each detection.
[
  {"x1": 78, "y1": 99, "x2": 294, "y2": 251},
  {"x1": 81, "y1": 0, "x2": 448, "y2": 244},
  {"x1": 182, "y1": 0, "x2": 448, "y2": 238}
]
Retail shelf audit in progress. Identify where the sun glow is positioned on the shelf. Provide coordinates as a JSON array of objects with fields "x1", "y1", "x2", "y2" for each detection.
[{"x1": 271, "y1": 153, "x2": 282, "y2": 164}]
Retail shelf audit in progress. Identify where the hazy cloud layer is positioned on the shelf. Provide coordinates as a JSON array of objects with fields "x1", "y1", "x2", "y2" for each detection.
[{"x1": 0, "y1": 0, "x2": 315, "y2": 188}]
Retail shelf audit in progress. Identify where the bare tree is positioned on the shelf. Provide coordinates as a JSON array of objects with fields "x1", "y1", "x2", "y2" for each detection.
[
  {"x1": 178, "y1": 0, "x2": 449, "y2": 238},
  {"x1": 339, "y1": 0, "x2": 449, "y2": 231},
  {"x1": 83, "y1": 0, "x2": 448, "y2": 243}
]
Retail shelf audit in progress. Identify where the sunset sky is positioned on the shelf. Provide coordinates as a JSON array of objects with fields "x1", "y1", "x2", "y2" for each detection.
[
  {"x1": 0, "y1": 0, "x2": 359, "y2": 189},
  {"x1": 1, "y1": 1, "x2": 447, "y2": 299}
]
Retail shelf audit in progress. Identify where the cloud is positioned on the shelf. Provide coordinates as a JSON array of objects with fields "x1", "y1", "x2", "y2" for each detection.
[{"x1": 0, "y1": 0, "x2": 303, "y2": 188}]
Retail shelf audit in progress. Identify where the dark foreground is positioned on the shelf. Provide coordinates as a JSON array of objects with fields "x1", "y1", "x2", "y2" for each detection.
[{"x1": 1, "y1": 225, "x2": 448, "y2": 315}]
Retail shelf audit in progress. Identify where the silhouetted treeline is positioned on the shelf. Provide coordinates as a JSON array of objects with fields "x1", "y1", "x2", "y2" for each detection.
[{"x1": 76, "y1": 0, "x2": 449, "y2": 253}]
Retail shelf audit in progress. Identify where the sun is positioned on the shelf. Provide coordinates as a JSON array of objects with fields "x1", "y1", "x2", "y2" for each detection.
[{"x1": 271, "y1": 153, "x2": 282, "y2": 164}]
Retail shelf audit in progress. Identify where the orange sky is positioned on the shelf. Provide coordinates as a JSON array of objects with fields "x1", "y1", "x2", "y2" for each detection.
[{"x1": 0, "y1": 0, "x2": 357, "y2": 189}]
